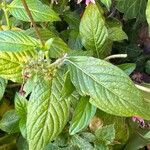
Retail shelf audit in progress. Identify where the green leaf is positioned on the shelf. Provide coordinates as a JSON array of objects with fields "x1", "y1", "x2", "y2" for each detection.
[
  {"x1": 68, "y1": 30, "x2": 83, "y2": 50},
  {"x1": 66, "y1": 56, "x2": 150, "y2": 120},
  {"x1": 118, "y1": 63, "x2": 136, "y2": 75},
  {"x1": 44, "y1": 143, "x2": 60, "y2": 150},
  {"x1": 52, "y1": 132, "x2": 69, "y2": 148},
  {"x1": 71, "y1": 134, "x2": 94, "y2": 150},
  {"x1": 15, "y1": 93, "x2": 28, "y2": 117},
  {"x1": 61, "y1": 72, "x2": 75, "y2": 99},
  {"x1": 0, "y1": 78, "x2": 7, "y2": 101},
  {"x1": 69, "y1": 96, "x2": 96, "y2": 135},
  {"x1": 0, "y1": 31, "x2": 40, "y2": 52},
  {"x1": 124, "y1": 130, "x2": 150, "y2": 150},
  {"x1": 23, "y1": 74, "x2": 39, "y2": 97},
  {"x1": 68, "y1": 91, "x2": 80, "y2": 110},
  {"x1": 100, "y1": 0, "x2": 112, "y2": 10},
  {"x1": 116, "y1": 0, "x2": 147, "y2": 21},
  {"x1": 94, "y1": 144, "x2": 109, "y2": 150},
  {"x1": 0, "y1": 110, "x2": 20, "y2": 134},
  {"x1": 15, "y1": 93, "x2": 28, "y2": 138},
  {"x1": 95, "y1": 124, "x2": 115, "y2": 145},
  {"x1": 63, "y1": 11, "x2": 80, "y2": 29},
  {"x1": 97, "y1": 110, "x2": 129, "y2": 146},
  {"x1": 80, "y1": 132, "x2": 96, "y2": 143},
  {"x1": 79, "y1": 4, "x2": 108, "y2": 58},
  {"x1": 24, "y1": 28, "x2": 57, "y2": 41},
  {"x1": 0, "y1": 142, "x2": 16, "y2": 150},
  {"x1": 0, "y1": 134, "x2": 16, "y2": 146},
  {"x1": 107, "y1": 18, "x2": 128, "y2": 41},
  {"x1": 145, "y1": 131, "x2": 150, "y2": 139},
  {"x1": 0, "y1": 50, "x2": 37, "y2": 83},
  {"x1": 140, "y1": 83, "x2": 150, "y2": 102},
  {"x1": 68, "y1": 50, "x2": 93, "y2": 57},
  {"x1": 146, "y1": 0, "x2": 150, "y2": 34},
  {"x1": 17, "y1": 136, "x2": 28, "y2": 150},
  {"x1": 9, "y1": 0, "x2": 60, "y2": 22},
  {"x1": 27, "y1": 70, "x2": 70, "y2": 150},
  {"x1": 45, "y1": 37, "x2": 70, "y2": 58}
]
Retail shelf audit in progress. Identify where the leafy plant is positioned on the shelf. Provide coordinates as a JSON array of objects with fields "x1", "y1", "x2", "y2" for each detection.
[{"x1": 0, "y1": 0, "x2": 150, "y2": 150}]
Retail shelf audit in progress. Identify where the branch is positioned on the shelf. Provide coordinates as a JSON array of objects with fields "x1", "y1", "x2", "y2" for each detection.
[
  {"x1": 21, "y1": 0, "x2": 44, "y2": 46},
  {"x1": 105, "y1": 54, "x2": 127, "y2": 61},
  {"x1": 51, "y1": 53, "x2": 67, "y2": 68},
  {"x1": 3, "y1": 0, "x2": 10, "y2": 29},
  {"x1": 135, "y1": 84, "x2": 150, "y2": 93}
]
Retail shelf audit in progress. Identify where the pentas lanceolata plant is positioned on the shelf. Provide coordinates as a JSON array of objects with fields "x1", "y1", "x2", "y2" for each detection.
[{"x1": 0, "y1": 0, "x2": 150, "y2": 150}]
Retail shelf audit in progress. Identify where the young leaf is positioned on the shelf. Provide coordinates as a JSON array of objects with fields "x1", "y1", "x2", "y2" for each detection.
[
  {"x1": 45, "y1": 37, "x2": 70, "y2": 58},
  {"x1": 15, "y1": 93, "x2": 28, "y2": 117},
  {"x1": 71, "y1": 134, "x2": 94, "y2": 150},
  {"x1": 9, "y1": 0, "x2": 60, "y2": 22},
  {"x1": 116, "y1": 0, "x2": 147, "y2": 21},
  {"x1": 0, "y1": 110, "x2": 20, "y2": 134},
  {"x1": 0, "y1": 31, "x2": 40, "y2": 52},
  {"x1": 23, "y1": 74, "x2": 39, "y2": 97},
  {"x1": 0, "y1": 78, "x2": 7, "y2": 101},
  {"x1": 79, "y1": 4, "x2": 108, "y2": 58},
  {"x1": 66, "y1": 56, "x2": 150, "y2": 120},
  {"x1": 97, "y1": 110, "x2": 129, "y2": 146},
  {"x1": 95, "y1": 124, "x2": 115, "y2": 145},
  {"x1": 107, "y1": 18, "x2": 128, "y2": 41},
  {"x1": 94, "y1": 144, "x2": 109, "y2": 150},
  {"x1": 27, "y1": 70, "x2": 70, "y2": 150},
  {"x1": 0, "y1": 50, "x2": 37, "y2": 82},
  {"x1": 146, "y1": 0, "x2": 150, "y2": 34},
  {"x1": 69, "y1": 96, "x2": 96, "y2": 135},
  {"x1": 100, "y1": 0, "x2": 112, "y2": 10}
]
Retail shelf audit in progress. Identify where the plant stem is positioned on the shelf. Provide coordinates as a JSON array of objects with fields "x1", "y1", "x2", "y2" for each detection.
[
  {"x1": 3, "y1": 0, "x2": 10, "y2": 29},
  {"x1": 21, "y1": 0, "x2": 44, "y2": 46},
  {"x1": 135, "y1": 84, "x2": 150, "y2": 93},
  {"x1": 105, "y1": 54, "x2": 127, "y2": 61},
  {"x1": 51, "y1": 53, "x2": 67, "y2": 68}
]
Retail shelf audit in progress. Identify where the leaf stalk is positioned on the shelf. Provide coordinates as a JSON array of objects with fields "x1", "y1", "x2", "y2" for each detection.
[{"x1": 2, "y1": 0, "x2": 10, "y2": 29}]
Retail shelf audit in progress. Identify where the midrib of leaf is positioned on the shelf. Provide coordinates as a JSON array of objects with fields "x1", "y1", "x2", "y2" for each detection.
[
  {"x1": 66, "y1": 58, "x2": 145, "y2": 115},
  {"x1": 90, "y1": 20, "x2": 100, "y2": 58},
  {"x1": 66, "y1": 59, "x2": 122, "y2": 97},
  {"x1": 32, "y1": 88, "x2": 54, "y2": 143},
  {"x1": 40, "y1": 88, "x2": 58, "y2": 140}
]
